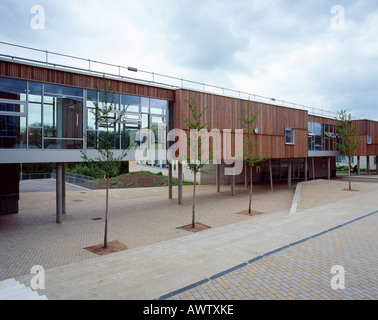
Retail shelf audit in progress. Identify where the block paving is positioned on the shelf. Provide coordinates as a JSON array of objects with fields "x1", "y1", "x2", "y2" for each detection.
[
  {"x1": 1, "y1": 178, "x2": 377, "y2": 300},
  {"x1": 0, "y1": 180, "x2": 294, "y2": 281},
  {"x1": 167, "y1": 211, "x2": 378, "y2": 300}
]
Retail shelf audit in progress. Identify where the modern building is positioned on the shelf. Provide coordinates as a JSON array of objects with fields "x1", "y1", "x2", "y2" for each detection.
[{"x1": 0, "y1": 43, "x2": 377, "y2": 221}]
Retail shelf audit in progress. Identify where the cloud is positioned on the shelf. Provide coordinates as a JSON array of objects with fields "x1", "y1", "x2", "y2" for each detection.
[{"x1": 0, "y1": 0, "x2": 376, "y2": 120}]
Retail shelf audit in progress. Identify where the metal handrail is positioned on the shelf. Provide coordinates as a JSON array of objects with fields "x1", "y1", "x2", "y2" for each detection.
[{"x1": 0, "y1": 41, "x2": 339, "y2": 119}]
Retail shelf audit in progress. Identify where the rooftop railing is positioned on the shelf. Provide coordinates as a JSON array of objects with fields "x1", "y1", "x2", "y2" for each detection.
[{"x1": 0, "y1": 41, "x2": 339, "y2": 119}]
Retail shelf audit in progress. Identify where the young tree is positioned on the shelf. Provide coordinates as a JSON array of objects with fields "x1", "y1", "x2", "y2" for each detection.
[
  {"x1": 81, "y1": 77, "x2": 128, "y2": 248},
  {"x1": 240, "y1": 103, "x2": 265, "y2": 215},
  {"x1": 182, "y1": 97, "x2": 211, "y2": 229},
  {"x1": 335, "y1": 110, "x2": 361, "y2": 191}
]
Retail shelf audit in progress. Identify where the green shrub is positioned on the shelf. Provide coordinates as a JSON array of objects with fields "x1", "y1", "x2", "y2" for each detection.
[
  {"x1": 109, "y1": 179, "x2": 119, "y2": 186},
  {"x1": 337, "y1": 165, "x2": 349, "y2": 172},
  {"x1": 70, "y1": 164, "x2": 105, "y2": 179}
]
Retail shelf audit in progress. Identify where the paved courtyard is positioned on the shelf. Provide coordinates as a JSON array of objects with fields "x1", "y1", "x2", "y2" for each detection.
[
  {"x1": 1, "y1": 179, "x2": 294, "y2": 281},
  {"x1": 166, "y1": 212, "x2": 377, "y2": 300},
  {"x1": 0, "y1": 178, "x2": 377, "y2": 300}
]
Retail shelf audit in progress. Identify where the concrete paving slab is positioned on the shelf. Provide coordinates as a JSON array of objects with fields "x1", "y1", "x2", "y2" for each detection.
[
  {"x1": 20, "y1": 179, "x2": 88, "y2": 193},
  {"x1": 14, "y1": 181, "x2": 378, "y2": 300}
]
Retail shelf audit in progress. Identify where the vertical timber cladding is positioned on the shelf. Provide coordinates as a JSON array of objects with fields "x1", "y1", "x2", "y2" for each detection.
[
  {"x1": 174, "y1": 89, "x2": 308, "y2": 160},
  {"x1": 0, "y1": 60, "x2": 175, "y2": 101},
  {"x1": 353, "y1": 120, "x2": 378, "y2": 156},
  {"x1": 308, "y1": 115, "x2": 378, "y2": 157}
]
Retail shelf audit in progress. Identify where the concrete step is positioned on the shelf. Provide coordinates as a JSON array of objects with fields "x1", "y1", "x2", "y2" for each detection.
[{"x1": 0, "y1": 278, "x2": 48, "y2": 300}]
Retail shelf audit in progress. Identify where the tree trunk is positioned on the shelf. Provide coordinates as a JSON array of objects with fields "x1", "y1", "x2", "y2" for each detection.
[
  {"x1": 348, "y1": 156, "x2": 352, "y2": 191},
  {"x1": 105, "y1": 123, "x2": 109, "y2": 249},
  {"x1": 192, "y1": 172, "x2": 196, "y2": 228},
  {"x1": 104, "y1": 167, "x2": 109, "y2": 249},
  {"x1": 249, "y1": 165, "x2": 253, "y2": 214}
]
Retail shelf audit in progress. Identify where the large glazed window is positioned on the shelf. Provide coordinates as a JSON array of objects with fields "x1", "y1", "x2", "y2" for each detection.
[
  {"x1": 86, "y1": 90, "x2": 98, "y2": 149},
  {"x1": 150, "y1": 98, "x2": 168, "y2": 116},
  {"x1": 43, "y1": 95, "x2": 83, "y2": 149},
  {"x1": 0, "y1": 115, "x2": 26, "y2": 149},
  {"x1": 0, "y1": 77, "x2": 27, "y2": 149},
  {"x1": 122, "y1": 94, "x2": 140, "y2": 113},
  {"x1": 0, "y1": 77, "x2": 170, "y2": 152},
  {"x1": 42, "y1": 84, "x2": 84, "y2": 149},
  {"x1": 308, "y1": 121, "x2": 340, "y2": 152},
  {"x1": 44, "y1": 83, "x2": 83, "y2": 97},
  {"x1": 308, "y1": 122, "x2": 322, "y2": 151},
  {"x1": 0, "y1": 77, "x2": 27, "y2": 103}
]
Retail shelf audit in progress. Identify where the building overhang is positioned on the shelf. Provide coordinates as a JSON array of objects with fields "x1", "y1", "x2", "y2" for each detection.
[
  {"x1": 0, "y1": 149, "x2": 136, "y2": 164},
  {"x1": 308, "y1": 151, "x2": 341, "y2": 158}
]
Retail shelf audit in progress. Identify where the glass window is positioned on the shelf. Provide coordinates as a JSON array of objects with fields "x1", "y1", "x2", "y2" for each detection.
[
  {"x1": 112, "y1": 124, "x2": 120, "y2": 149},
  {"x1": 44, "y1": 139, "x2": 83, "y2": 150},
  {"x1": 308, "y1": 122, "x2": 312, "y2": 133},
  {"x1": 151, "y1": 116, "x2": 165, "y2": 124},
  {"x1": 122, "y1": 94, "x2": 140, "y2": 113},
  {"x1": 308, "y1": 122, "x2": 323, "y2": 150},
  {"x1": 28, "y1": 82, "x2": 42, "y2": 103},
  {"x1": 0, "y1": 115, "x2": 26, "y2": 149},
  {"x1": 98, "y1": 123, "x2": 119, "y2": 150},
  {"x1": 44, "y1": 83, "x2": 83, "y2": 97},
  {"x1": 28, "y1": 103, "x2": 42, "y2": 127},
  {"x1": 87, "y1": 90, "x2": 98, "y2": 105},
  {"x1": 87, "y1": 90, "x2": 98, "y2": 131},
  {"x1": 43, "y1": 95, "x2": 83, "y2": 139},
  {"x1": 313, "y1": 122, "x2": 322, "y2": 136},
  {"x1": 367, "y1": 135, "x2": 372, "y2": 145},
  {"x1": 308, "y1": 135, "x2": 315, "y2": 151},
  {"x1": 86, "y1": 130, "x2": 97, "y2": 149},
  {"x1": 122, "y1": 113, "x2": 141, "y2": 124},
  {"x1": 98, "y1": 91, "x2": 119, "y2": 110},
  {"x1": 0, "y1": 102, "x2": 24, "y2": 113},
  {"x1": 142, "y1": 113, "x2": 149, "y2": 129},
  {"x1": 121, "y1": 124, "x2": 140, "y2": 150},
  {"x1": 87, "y1": 108, "x2": 98, "y2": 130},
  {"x1": 0, "y1": 77, "x2": 27, "y2": 101},
  {"x1": 113, "y1": 93, "x2": 120, "y2": 110},
  {"x1": 28, "y1": 127, "x2": 42, "y2": 149},
  {"x1": 141, "y1": 97, "x2": 149, "y2": 113},
  {"x1": 315, "y1": 136, "x2": 322, "y2": 151},
  {"x1": 285, "y1": 128, "x2": 295, "y2": 145},
  {"x1": 150, "y1": 98, "x2": 167, "y2": 115},
  {"x1": 43, "y1": 99, "x2": 55, "y2": 137},
  {"x1": 151, "y1": 124, "x2": 166, "y2": 150}
]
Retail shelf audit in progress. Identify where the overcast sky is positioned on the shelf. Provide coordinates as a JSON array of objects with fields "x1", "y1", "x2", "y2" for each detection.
[{"x1": 0, "y1": 0, "x2": 377, "y2": 120}]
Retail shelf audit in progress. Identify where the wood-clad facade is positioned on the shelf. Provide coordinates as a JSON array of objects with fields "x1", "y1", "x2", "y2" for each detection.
[
  {"x1": 0, "y1": 59, "x2": 377, "y2": 173},
  {"x1": 1, "y1": 59, "x2": 377, "y2": 216},
  {"x1": 308, "y1": 115, "x2": 340, "y2": 126},
  {"x1": 0, "y1": 60, "x2": 175, "y2": 101},
  {"x1": 175, "y1": 89, "x2": 309, "y2": 159},
  {"x1": 354, "y1": 120, "x2": 378, "y2": 156}
]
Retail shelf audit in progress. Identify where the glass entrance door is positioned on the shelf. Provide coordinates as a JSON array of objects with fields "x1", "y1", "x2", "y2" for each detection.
[{"x1": 292, "y1": 159, "x2": 305, "y2": 180}]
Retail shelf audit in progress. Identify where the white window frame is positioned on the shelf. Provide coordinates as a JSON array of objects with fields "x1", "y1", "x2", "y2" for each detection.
[{"x1": 285, "y1": 128, "x2": 295, "y2": 145}]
